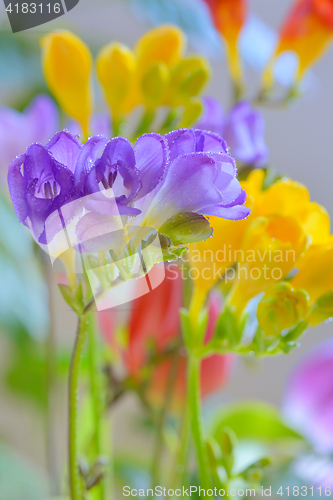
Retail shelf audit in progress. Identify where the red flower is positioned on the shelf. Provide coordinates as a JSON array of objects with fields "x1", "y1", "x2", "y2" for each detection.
[
  {"x1": 203, "y1": 0, "x2": 248, "y2": 84},
  {"x1": 100, "y1": 265, "x2": 234, "y2": 410},
  {"x1": 264, "y1": 0, "x2": 333, "y2": 85}
]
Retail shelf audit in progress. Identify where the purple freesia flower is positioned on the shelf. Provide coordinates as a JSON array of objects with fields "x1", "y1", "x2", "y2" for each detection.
[
  {"x1": 8, "y1": 128, "x2": 250, "y2": 251},
  {"x1": 0, "y1": 95, "x2": 58, "y2": 188},
  {"x1": 283, "y1": 338, "x2": 333, "y2": 454},
  {"x1": 196, "y1": 98, "x2": 269, "y2": 166}
]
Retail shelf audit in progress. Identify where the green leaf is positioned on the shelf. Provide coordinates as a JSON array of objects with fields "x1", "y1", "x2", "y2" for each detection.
[
  {"x1": 211, "y1": 402, "x2": 304, "y2": 443},
  {"x1": 4, "y1": 336, "x2": 47, "y2": 409}
]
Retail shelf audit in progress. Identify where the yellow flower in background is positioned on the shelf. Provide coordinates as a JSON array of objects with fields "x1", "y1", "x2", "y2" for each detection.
[
  {"x1": 96, "y1": 24, "x2": 211, "y2": 124},
  {"x1": 41, "y1": 31, "x2": 93, "y2": 140},
  {"x1": 96, "y1": 42, "x2": 135, "y2": 125},
  {"x1": 292, "y1": 238, "x2": 333, "y2": 303},
  {"x1": 263, "y1": 0, "x2": 333, "y2": 88},
  {"x1": 257, "y1": 282, "x2": 310, "y2": 337}
]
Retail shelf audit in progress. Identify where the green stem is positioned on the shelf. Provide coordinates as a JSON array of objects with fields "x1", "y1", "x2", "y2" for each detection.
[
  {"x1": 87, "y1": 310, "x2": 105, "y2": 500},
  {"x1": 170, "y1": 405, "x2": 190, "y2": 491},
  {"x1": 151, "y1": 346, "x2": 180, "y2": 488},
  {"x1": 187, "y1": 353, "x2": 210, "y2": 489},
  {"x1": 69, "y1": 315, "x2": 87, "y2": 500},
  {"x1": 45, "y1": 260, "x2": 59, "y2": 496}
]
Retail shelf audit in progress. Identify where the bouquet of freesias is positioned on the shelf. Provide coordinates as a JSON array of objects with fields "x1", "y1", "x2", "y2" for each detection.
[{"x1": 2, "y1": 0, "x2": 333, "y2": 498}]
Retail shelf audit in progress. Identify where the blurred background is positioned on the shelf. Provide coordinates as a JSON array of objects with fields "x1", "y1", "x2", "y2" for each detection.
[{"x1": 0, "y1": 0, "x2": 332, "y2": 497}]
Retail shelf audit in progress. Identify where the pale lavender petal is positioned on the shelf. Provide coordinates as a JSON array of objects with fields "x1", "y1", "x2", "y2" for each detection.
[
  {"x1": 283, "y1": 339, "x2": 333, "y2": 453},
  {"x1": 202, "y1": 204, "x2": 250, "y2": 220},
  {"x1": 196, "y1": 97, "x2": 225, "y2": 135},
  {"x1": 134, "y1": 133, "x2": 169, "y2": 198},
  {"x1": 25, "y1": 94, "x2": 59, "y2": 144},
  {"x1": 224, "y1": 101, "x2": 269, "y2": 165}
]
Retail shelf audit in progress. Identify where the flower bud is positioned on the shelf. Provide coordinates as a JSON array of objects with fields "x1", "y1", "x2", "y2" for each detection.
[
  {"x1": 159, "y1": 212, "x2": 212, "y2": 246},
  {"x1": 135, "y1": 24, "x2": 185, "y2": 70},
  {"x1": 141, "y1": 61, "x2": 169, "y2": 108},
  {"x1": 308, "y1": 291, "x2": 333, "y2": 327},
  {"x1": 180, "y1": 98, "x2": 204, "y2": 128},
  {"x1": 41, "y1": 31, "x2": 92, "y2": 139},
  {"x1": 170, "y1": 56, "x2": 211, "y2": 105},
  {"x1": 96, "y1": 42, "x2": 135, "y2": 119},
  {"x1": 257, "y1": 282, "x2": 310, "y2": 337}
]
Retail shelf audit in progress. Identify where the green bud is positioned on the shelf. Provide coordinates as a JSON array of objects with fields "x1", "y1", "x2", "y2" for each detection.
[
  {"x1": 59, "y1": 282, "x2": 84, "y2": 315},
  {"x1": 257, "y1": 282, "x2": 310, "y2": 337},
  {"x1": 308, "y1": 291, "x2": 333, "y2": 326},
  {"x1": 159, "y1": 212, "x2": 212, "y2": 246},
  {"x1": 141, "y1": 61, "x2": 169, "y2": 107},
  {"x1": 170, "y1": 56, "x2": 211, "y2": 105},
  {"x1": 220, "y1": 427, "x2": 237, "y2": 457},
  {"x1": 180, "y1": 98, "x2": 204, "y2": 128}
]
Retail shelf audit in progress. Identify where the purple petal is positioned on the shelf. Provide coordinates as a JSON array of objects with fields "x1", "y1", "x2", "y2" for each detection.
[
  {"x1": 7, "y1": 154, "x2": 28, "y2": 223},
  {"x1": 166, "y1": 129, "x2": 196, "y2": 162},
  {"x1": 94, "y1": 137, "x2": 140, "y2": 202},
  {"x1": 224, "y1": 101, "x2": 269, "y2": 165},
  {"x1": 74, "y1": 136, "x2": 108, "y2": 193},
  {"x1": 46, "y1": 130, "x2": 82, "y2": 173},
  {"x1": 194, "y1": 129, "x2": 228, "y2": 154},
  {"x1": 196, "y1": 97, "x2": 225, "y2": 136},
  {"x1": 25, "y1": 94, "x2": 59, "y2": 144},
  {"x1": 283, "y1": 339, "x2": 333, "y2": 453},
  {"x1": 202, "y1": 204, "x2": 251, "y2": 220},
  {"x1": 134, "y1": 133, "x2": 169, "y2": 198},
  {"x1": 146, "y1": 152, "x2": 223, "y2": 226}
]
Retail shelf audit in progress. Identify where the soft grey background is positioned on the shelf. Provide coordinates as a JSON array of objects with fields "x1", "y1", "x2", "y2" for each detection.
[{"x1": 0, "y1": 0, "x2": 332, "y2": 483}]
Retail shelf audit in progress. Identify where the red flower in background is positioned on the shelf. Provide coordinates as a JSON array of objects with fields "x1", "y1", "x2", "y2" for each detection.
[
  {"x1": 264, "y1": 0, "x2": 333, "y2": 84},
  {"x1": 100, "y1": 266, "x2": 234, "y2": 410},
  {"x1": 203, "y1": 0, "x2": 248, "y2": 85}
]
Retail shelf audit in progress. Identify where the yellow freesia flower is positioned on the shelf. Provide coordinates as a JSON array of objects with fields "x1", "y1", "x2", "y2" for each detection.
[
  {"x1": 97, "y1": 24, "x2": 211, "y2": 126},
  {"x1": 41, "y1": 31, "x2": 93, "y2": 140},
  {"x1": 96, "y1": 42, "x2": 135, "y2": 126},
  {"x1": 189, "y1": 169, "x2": 331, "y2": 317},
  {"x1": 227, "y1": 214, "x2": 307, "y2": 312}
]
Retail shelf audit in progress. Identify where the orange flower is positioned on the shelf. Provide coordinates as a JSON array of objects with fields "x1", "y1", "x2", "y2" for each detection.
[
  {"x1": 203, "y1": 0, "x2": 247, "y2": 85},
  {"x1": 264, "y1": 0, "x2": 333, "y2": 86}
]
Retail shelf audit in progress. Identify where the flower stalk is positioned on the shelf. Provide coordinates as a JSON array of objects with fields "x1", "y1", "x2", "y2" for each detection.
[{"x1": 68, "y1": 314, "x2": 88, "y2": 500}]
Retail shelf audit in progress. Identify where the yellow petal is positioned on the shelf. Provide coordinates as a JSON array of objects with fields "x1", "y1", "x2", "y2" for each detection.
[
  {"x1": 292, "y1": 240, "x2": 333, "y2": 303},
  {"x1": 228, "y1": 214, "x2": 307, "y2": 312},
  {"x1": 135, "y1": 24, "x2": 185, "y2": 70},
  {"x1": 41, "y1": 31, "x2": 92, "y2": 140},
  {"x1": 96, "y1": 42, "x2": 136, "y2": 119},
  {"x1": 257, "y1": 179, "x2": 310, "y2": 217}
]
